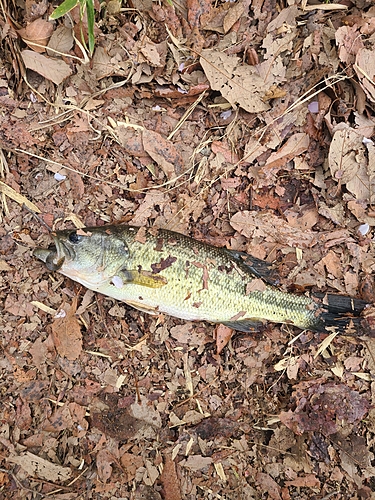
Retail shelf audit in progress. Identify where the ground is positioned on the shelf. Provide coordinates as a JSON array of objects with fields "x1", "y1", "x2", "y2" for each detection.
[{"x1": 1, "y1": 0, "x2": 375, "y2": 498}]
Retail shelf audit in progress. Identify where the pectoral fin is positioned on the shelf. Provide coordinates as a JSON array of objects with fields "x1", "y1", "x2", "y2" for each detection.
[{"x1": 118, "y1": 269, "x2": 168, "y2": 288}]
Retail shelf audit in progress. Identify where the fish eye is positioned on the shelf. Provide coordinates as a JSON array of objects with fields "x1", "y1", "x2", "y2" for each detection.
[{"x1": 68, "y1": 231, "x2": 82, "y2": 244}]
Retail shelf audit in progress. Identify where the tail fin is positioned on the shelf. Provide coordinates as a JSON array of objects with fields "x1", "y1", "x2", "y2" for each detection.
[{"x1": 312, "y1": 293, "x2": 373, "y2": 335}]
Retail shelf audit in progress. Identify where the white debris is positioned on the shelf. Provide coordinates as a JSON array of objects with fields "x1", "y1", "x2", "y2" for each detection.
[
  {"x1": 358, "y1": 223, "x2": 370, "y2": 236},
  {"x1": 54, "y1": 172, "x2": 66, "y2": 181},
  {"x1": 308, "y1": 101, "x2": 319, "y2": 113},
  {"x1": 111, "y1": 275, "x2": 124, "y2": 288}
]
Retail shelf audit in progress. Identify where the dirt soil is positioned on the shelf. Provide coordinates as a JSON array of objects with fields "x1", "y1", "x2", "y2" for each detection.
[{"x1": 1, "y1": 0, "x2": 375, "y2": 498}]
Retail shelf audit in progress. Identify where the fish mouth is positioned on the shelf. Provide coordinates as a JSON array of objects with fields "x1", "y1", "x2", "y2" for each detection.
[
  {"x1": 34, "y1": 235, "x2": 75, "y2": 271},
  {"x1": 48, "y1": 234, "x2": 78, "y2": 271}
]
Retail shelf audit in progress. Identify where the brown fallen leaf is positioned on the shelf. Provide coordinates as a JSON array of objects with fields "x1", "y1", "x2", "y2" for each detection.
[
  {"x1": 285, "y1": 474, "x2": 320, "y2": 488},
  {"x1": 329, "y1": 127, "x2": 370, "y2": 202},
  {"x1": 215, "y1": 324, "x2": 233, "y2": 354},
  {"x1": 21, "y1": 50, "x2": 72, "y2": 85},
  {"x1": 96, "y1": 449, "x2": 116, "y2": 483},
  {"x1": 17, "y1": 18, "x2": 53, "y2": 53},
  {"x1": 246, "y1": 278, "x2": 267, "y2": 294},
  {"x1": 160, "y1": 454, "x2": 182, "y2": 500},
  {"x1": 355, "y1": 48, "x2": 375, "y2": 104},
  {"x1": 201, "y1": 49, "x2": 270, "y2": 113},
  {"x1": 179, "y1": 455, "x2": 212, "y2": 472},
  {"x1": 139, "y1": 37, "x2": 167, "y2": 68},
  {"x1": 142, "y1": 129, "x2": 184, "y2": 180},
  {"x1": 120, "y1": 453, "x2": 144, "y2": 483},
  {"x1": 256, "y1": 472, "x2": 282, "y2": 500},
  {"x1": 336, "y1": 25, "x2": 364, "y2": 65},
  {"x1": 52, "y1": 298, "x2": 82, "y2": 361},
  {"x1": 47, "y1": 25, "x2": 74, "y2": 57},
  {"x1": 8, "y1": 452, "x2": 72, "y2": 482},
  {"x1": 263, "y1": 132, "x2": 309, "y2": 171},
  {"x1": 230, "y1": 210, "x2": 318, "y2": 248}
]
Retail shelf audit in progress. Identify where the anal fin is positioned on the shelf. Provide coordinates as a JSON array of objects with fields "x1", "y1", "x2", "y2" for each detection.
[{"x1": 221, "y1": 319, "x2": 264, "y2": 332}]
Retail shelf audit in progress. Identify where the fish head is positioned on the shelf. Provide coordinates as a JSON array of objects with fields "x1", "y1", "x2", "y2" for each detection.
[{"x1": 33, "y1": 226, "x2": 130, "y2": 287}]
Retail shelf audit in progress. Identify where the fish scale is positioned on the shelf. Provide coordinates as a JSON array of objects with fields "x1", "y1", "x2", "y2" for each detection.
[{"x1": 33, "y1": 224, "x2": 368, "y2": 334}]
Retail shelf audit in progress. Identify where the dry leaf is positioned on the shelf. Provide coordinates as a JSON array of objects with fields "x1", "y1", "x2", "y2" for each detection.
[
  {"x1": 256, "y1": 472, "x2": 282, "y2": 500},
  {"x1": 8, "y1": 452, "x2": 72, "y2": 482},
  {"x1": 17, "y1": 19, "x2": 53, "y2": 53},
  {"x1": 96, "y1": 449, "x2": 115, "y2": 483},
  {"x1": 246, "y1": 278, "x2": 267, "y2": 294},
  {"x1": 200, "y1": 49, "x2": 270, "y2": 113},
  {"x1": 160, "y1": 454, "x2": 182, "y2": 500},
  {"x1": 355, "y1": 48, "x2": 375, "y2": 104},
  {"x1": 336, "y1": 25, "x2": 364, "y2": 65},
  {"x1": 230, "y1": 211, "x2": 318, "y2": 248},
  {"x1": 130, "y1": 397, "x2": 162, "y2": 428},
  {"x1": 179, "y1": 455, "x2": 212, "y2": 471},
  {"x1": 52, "y1": 299, "x2": 82, "y2": 360},
  {"x1": 285, "y1": 474, "x2": 320, "y2": 488},
  {"x1": 139, "y1": 38, "x2": 167, "y2": 68},
  {"x1": 263, "y1": 133, "x2": 309, "y2": 170},
  {"x1": 223, "y1": 1, "x2": 245, "y2": 34},
  {"x1": 47, "y1": 25, "x2": 74, "y2": 57},
  {"x1": 142, "y1": 129, "x2": 184, "y2": 179},
  {"x1": 21, "y1": 50, "x2": 72, "y2": 85},
  {"x1": 329, "y1": 127, "x2": 371, "y2": 202},
  {"x1": 215, "y1": 324, "x2": 233, "y2": 354},
  {"x1": 92, "y1": 46, "x2": 122, "y2": 80}
]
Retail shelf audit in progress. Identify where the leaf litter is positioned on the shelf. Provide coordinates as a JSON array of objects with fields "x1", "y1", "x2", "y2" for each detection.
[{"x1": 1, "y1": 0, "x2": 375, "y2": 498}]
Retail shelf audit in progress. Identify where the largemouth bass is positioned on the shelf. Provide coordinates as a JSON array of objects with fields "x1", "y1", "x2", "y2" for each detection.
[{"x1": 33, "y1": 225, "x2": 368, "y2": 333}]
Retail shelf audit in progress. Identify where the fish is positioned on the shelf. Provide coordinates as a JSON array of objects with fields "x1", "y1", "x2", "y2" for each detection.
[{"x1": 33, "y1": 224, "x2": 369, "y2": 334}]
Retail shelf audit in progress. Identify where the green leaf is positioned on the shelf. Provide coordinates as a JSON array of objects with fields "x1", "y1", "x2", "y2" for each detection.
[
  {"x1": 50, "y1": 0, "x2": 96, "y2": 56},
  {"x1": 86, "y1": 0, "x2": 95, "y2": 55},
  {"x1": 50, "y1": 0, "x2": 79, "y2": 19}
]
